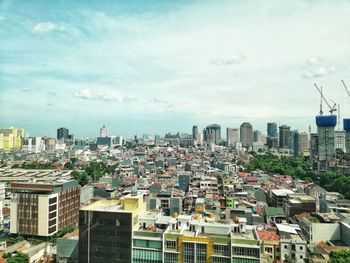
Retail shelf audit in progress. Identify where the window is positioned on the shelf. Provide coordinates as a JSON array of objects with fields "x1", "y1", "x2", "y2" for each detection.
[
  {"x1": 284, "y1": 245, "x2": 288, "y2": 249},
  {"x1": 265, "y1": 247, "x2": 273, "y2": 254},
  {"x1": 300, "y1": 246, "x2": 303, "y2": 251},
  {"x1": 213, "y1": 244, "x2": 229, "y2": 256},
  {"x1": 164, "y1": 252, "x2": 178, "y2": 263},
  {"x1": 300, "y1": 255, "x2": 303, "y2": 259},
  {"x1": 166, "y1": 241, "x2": 176, "y2": 250}
]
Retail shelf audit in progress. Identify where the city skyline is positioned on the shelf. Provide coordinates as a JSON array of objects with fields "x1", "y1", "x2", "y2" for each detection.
[{"x1": 1, "y1": 1, "x2": 350, "y2": 137}]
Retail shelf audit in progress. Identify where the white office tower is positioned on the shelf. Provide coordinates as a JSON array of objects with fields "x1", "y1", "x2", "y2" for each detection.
[
  {"x1": 22, "y1": 137, "x2": 45, "y2": 153},
  {"x1": 100, "y1": 125, "x2": 109, "y2": 137}
]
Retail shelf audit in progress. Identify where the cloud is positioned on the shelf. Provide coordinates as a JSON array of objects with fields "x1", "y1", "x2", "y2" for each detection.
[
  {"x1": 0, "y1": 16, "x2": 5, "y2": 21},
  {"x1": 96, "y1": 91, "x2": 118, "y2": 102},
  {"x1": 306, "y1": 57, "x2": 321, "y2": 65},
  {"x1": 301, "y1": 66, "x2": 336, "y2": 78},
  {"x1": 74, "y1": 88, "x2": 93, "y2": 99},
  {"x1": 33, "y1": 22, "x2": 64, "y2": 33},
  {"x1": 21, "y1": 88, "x2": 31, "y2": 92},
  {"x1": 210, "y1": 54, "x2": 246, "y2": 66},
  {"x1": 122, "y1": 96, "x2": 138, "y2": 102}
]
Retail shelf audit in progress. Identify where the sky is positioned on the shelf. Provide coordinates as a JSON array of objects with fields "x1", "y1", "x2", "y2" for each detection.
[{"x1": 1, "y1": 0, "x2": 350, "y2": 138}]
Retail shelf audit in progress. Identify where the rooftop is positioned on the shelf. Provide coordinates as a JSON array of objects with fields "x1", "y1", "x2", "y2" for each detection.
[
  {"x1": 80, "y1": 199, "x2": 124, "y2": 212},
  {"x1": 257, "y1": 230, "x2": 280, "y2": 241}
]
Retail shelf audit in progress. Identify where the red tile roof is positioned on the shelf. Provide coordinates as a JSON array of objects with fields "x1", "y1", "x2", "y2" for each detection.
[{"x1": 257, "y1": 230, "x2": 280, "y2": 241}]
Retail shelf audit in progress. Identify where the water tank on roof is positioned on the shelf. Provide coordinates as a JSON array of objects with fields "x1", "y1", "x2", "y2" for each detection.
[{"x1": 316, "y1": 115, "x2": 337, "y2": 127}]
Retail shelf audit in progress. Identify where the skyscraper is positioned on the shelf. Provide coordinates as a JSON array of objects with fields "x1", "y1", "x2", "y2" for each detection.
[
  {"x1": 344, "y1": 119, "x2": 350, "y2": 164},
  {"x1": 316, "y1": 115, "x2": 336, "y2": 171},
  {"x1": 299, "y1": 132, "x2": 309, "y2": 155},
  {"x1": 279, "y1": 125, "x2": 291, "y2": 148},
  {"x1": 290, "y1": 130, "x2": 299, "y2": 156},
  {"x1": 100, "y1": 125, "x2": 109, "y2": 137},
  {"x1": 192, "y1": 125, "x2": 198, "y2": 140},
  {"x1": 204, "y1": 124, "x2": 221, "y2": 145},
  {"x1": 240, "y1": 122, "x2": 253, "y2": 148},
  {"x1": 226, "y1": 128, "x2": 239, "y2": 146},
  {"x1": 267, "y1": 122, "x2": 278, "y2": 138},
  {"x1": 57, "y1": 127, "x2": 69, "y2": 140}
]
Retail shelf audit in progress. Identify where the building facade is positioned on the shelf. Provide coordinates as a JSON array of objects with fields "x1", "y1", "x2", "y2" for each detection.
[
  {"x1": 240, "y1": 122, "x2": 253, "y2": 148},
  {"x1": 279, "y1": 125, "x2": 291, "y2": 149},
  {"x1": 10, "y1": 180, "x2": 80, "y2": 237},
  {"x1": 226, "y1": 128, "x2": 239, "y2": 147},
  {"x1": 204, "y1": 124, "x2": 221, "y2": 145}
]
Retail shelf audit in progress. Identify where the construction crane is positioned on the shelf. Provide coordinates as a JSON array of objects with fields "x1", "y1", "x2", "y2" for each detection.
[
  {"x1": 341, "y1": 80, "x2": 350, "y2": 97},
  {"x1": 314, "y1": 83, "x2": 337, "y2": 114}
]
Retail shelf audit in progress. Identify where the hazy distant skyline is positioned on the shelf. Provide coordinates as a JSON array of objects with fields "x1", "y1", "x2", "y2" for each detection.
[{"x1": 1, "y1": 0, "x2": 350, "y2": 137}]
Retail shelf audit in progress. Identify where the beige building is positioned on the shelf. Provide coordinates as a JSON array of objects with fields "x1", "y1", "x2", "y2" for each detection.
[{"x1": 10, "y1": 180, "x2": 80, "y2": 237}]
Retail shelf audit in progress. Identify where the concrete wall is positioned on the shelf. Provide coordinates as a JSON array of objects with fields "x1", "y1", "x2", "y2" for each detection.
[
  {"x1": 9, "y1": 196, "x2": 17, "y2": 234},
  {"x1": 340, "y1": 222, "x2": 350, "y2": 246},
  {"x1": 312, "y1": 223, "x2": 340, "y2": 244}
]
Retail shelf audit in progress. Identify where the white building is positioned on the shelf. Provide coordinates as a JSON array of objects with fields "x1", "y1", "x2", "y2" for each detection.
[
  {"x1": 22, "y1": 137, "x2": 45, "y2": 153},
  {"x1": 335, "y1": 130, "x2": 346, "y2": 152},
  {"x1": 100, "y1": 125, "x2": 109, "y2": 137}
]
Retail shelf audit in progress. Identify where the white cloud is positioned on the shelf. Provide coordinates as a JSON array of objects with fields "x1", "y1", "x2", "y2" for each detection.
[
  {"x1": 301, "y1": 66, "x2": 336, "y2": 78},
  {"x1": 210, "y1": 54, "x2": 246, "y2": 66},
  {"x1": 74, "y1": 88, "x2": 93, "y2": 99},
  {"x1": 33, "y1": 22, "x2": 64, "y2": 33},
  {"x1": 306, "y1": 57, "x2": 321, "y2": 65},
  {"x1": 0, "y1": 16, "x2": 6, "y2": 21}
]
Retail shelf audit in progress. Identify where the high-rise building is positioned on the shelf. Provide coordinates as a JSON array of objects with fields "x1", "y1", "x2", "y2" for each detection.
[
  {"x1": 290, "y1": 130, "x2": 299, "y2": 156},
  {"x1": 0, "y1": 127, "x2": 24, "y2": 151},
  {"x1": 253, "y1": 130, "x2": 266, "y2": 143},
  {"x1": 344, "y1": 119, "x2": 350, "y2": 164},
  {"x1": 10, "y1": 180, "x2": 80, "y2": 237},
  {"x1": 57, "y1": 127, "x2": 69, "y2": 141},
  {"x1": 44, "y1": 137, "x2": 57, "y2": 151},
  {"x1": 267, "y1": 122, "x2": 278, "y2": 138},
  {"x1": 240, "y1": 122, "x2": 253, "y2": 148},
  {"x1": 279, "y1": 125, "x2": 291, "y2": 148},
  {"x1": 192, "y1": 125, "x2": 198, "y2": 140},
  {"x1": 299, "y1": 132, "x2": 309, "y2": 155},
  {"x1": 204, "y1": 124, "x2": 221, "y2": 145},
  {"x1": 79, "y1": 194, "x2": 146, "y2": 263},
  {"x1": 100, "y1": 125, "x2": 109, "y2": 137},
  {"x1": 22, "y1": 137, "x2": 45, "y2": 153},
  {"x1": 226, "y1": 128, "x2": 239, "y2": 146},
  {"x1": 316, "y1": 115, "x2": 336, "y2": 171},
  {"x1": 267, "y1": 137, "x2": 279, "y2": 149},
  {"x1": 335, "y1": 130, "x2": 346, "y2": 152}
]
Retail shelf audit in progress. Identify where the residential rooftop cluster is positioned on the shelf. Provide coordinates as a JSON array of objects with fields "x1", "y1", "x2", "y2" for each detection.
[{"x1": 0, "y1": 124, "x2": 349, "y2": 263}]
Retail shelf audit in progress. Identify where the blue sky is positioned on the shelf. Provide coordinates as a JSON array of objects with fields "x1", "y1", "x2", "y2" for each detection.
[{"x1": 1, "y1": 0, "x2": 350, "y2": 138}]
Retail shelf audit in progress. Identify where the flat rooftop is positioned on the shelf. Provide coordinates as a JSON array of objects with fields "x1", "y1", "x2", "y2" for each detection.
[{"x1": 80, "y1": 200, "x2": 124, "y2": 212}]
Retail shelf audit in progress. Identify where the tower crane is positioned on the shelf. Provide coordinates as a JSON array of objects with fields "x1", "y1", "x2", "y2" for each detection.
[
  {"x1": 341, "y1": 80, "x2": 350, "y2": 97},
  {"x1": 314, "y1": 83, "x2": 337, "y2": 115}
]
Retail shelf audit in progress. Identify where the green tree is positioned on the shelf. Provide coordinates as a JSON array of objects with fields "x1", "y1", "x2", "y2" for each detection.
[
  {"x1": 6, "y1": 253, "x2": 29, "y2": 263},
  {"x1": 71, "y1": 170, "x2": 89, "y2": 186},
  {"x1": 329, "y1": 250, "x2": 350, "y2": 263}
]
